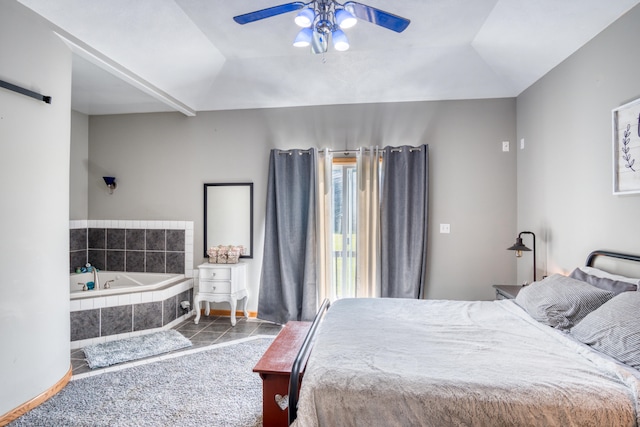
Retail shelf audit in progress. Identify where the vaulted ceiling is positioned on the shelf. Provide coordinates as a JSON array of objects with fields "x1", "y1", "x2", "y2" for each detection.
[{"x1": 17, "y1": 0, "x2": 640, "y2": 115}]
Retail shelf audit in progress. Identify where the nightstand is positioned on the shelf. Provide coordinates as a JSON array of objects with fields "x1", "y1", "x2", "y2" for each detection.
[
  {"x1": 195, "y1": 262, "x2": 248, "y2": 326},
  {"x1": 492, "y1": 284, "x2": 524, "y2": 300}
]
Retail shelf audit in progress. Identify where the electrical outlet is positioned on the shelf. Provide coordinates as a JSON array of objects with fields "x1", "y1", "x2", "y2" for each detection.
[
  {"x1": 502, "y1": 141, "x2": 509, "y2": 152},
  {"x1": 520, "y1": 138, "x2": 525, "y2": 149},
  {"x1": 439, "y1": 224, "x2": 450, "y2": 233}
]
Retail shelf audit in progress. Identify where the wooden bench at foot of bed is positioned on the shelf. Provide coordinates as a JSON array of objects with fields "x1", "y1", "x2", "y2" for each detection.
[{"x1": 253, "y1": 321, "x2": 312, "y2": 427}]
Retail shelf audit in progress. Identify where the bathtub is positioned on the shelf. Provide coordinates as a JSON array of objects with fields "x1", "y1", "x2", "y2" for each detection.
[
  {"x1": 69, "y1": 271, "x2": 194, "y2": 348},
  {"x1": 70, "y1": 271, "x2": 185, "y2": 298}
]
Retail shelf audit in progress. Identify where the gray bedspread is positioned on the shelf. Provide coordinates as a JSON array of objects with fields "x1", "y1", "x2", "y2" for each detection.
[{"x1": 293, "y1": 298, "x2": 640, "y2": 427}]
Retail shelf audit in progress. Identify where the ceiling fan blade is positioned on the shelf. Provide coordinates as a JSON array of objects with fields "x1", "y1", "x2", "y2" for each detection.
[
  {"x1": 343, "y1": 2, "x2": 410, "y2": 33},
  {"x1": 233, "y1": 2, "x2": 306, "y2": 25}
]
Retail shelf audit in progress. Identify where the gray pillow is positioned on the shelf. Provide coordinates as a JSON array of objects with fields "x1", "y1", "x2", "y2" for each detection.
[
  {"x1": 571, "y1": 291, "x2": 640, "y2": 369},
  {"x1": 569, "y1": 268, "x2": 637, "y2": 294},
  {"x1": 515, "y1": 274, "x2": 615, "y2": 330}
]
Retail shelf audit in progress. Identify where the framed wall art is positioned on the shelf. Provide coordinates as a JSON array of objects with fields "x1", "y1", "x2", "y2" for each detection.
[{"x1": 613, "y1": 97, "x2": 640, "y2": 194}]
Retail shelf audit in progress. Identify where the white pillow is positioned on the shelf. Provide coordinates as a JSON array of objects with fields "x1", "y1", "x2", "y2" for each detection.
[{"x1": 578, "y1": 266, "x2": 640, "y2": 285}]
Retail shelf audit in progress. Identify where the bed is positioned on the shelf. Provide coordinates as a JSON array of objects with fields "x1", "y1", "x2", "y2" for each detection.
[{"x1": 289, "y1": 250, "x2": 640, "y2": 426}]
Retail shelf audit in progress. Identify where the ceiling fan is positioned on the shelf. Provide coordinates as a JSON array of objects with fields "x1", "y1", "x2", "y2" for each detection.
[{"x1": 233, "y1": 0, "x2": 410, "y2": 53}]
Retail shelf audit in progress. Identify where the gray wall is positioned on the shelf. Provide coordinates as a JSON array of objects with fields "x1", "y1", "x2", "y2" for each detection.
[
  {"x1": 70, "y1": 110, "x2": 88, "y2": 219},
  {"x1": 516, "y1": 3, "x2": 640, "y2": 283},
  {"x1": 0, "y1": 1, "x2": 71, "y2": 417},
  {"x1": 3, "y1": 0, "x2": 636, "y2": 419},
  {"x1": 87, "y1": 99, "x2": 517, "y2": 309}
]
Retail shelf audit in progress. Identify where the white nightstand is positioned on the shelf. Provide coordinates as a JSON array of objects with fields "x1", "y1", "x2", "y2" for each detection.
[
  {"x1": 195, "y1": 262, "x2": 248, "y2": 326},
  {"x1": 492, "y1": 284, "x2": 524, "y2": 300}
]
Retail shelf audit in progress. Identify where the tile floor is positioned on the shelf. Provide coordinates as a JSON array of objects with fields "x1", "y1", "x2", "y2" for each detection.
[{"x1": 70, "y1": 314, "x2": 283, "y2": 376}]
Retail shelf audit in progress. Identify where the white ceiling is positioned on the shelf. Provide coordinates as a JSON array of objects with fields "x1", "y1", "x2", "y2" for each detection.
[{"x1": 17, "y1": 0, "x2": 640, "y2": 116}]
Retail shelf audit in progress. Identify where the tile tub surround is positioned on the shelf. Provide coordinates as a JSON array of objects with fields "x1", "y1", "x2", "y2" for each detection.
[
  {"x1": 69, "y1": 277, "x2": 194, "y2": 349},
  {"x1": 69, "y1": 220, "x2": 194, "y2": 277}
]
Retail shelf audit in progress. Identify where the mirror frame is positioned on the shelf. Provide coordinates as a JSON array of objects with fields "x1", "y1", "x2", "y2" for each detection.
[{"x1": 203, "y1": 182, "x2": 253, "y2": 259}]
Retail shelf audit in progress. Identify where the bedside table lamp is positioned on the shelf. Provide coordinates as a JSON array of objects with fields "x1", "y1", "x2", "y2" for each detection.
[{"x1": 507, "y1": 231, "x2": 536, "y2": 283}]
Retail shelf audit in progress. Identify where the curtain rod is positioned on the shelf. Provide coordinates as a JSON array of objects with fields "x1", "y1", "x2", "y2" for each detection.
[
  {"x1": 278, "y1": 150, "x2": 312, "y2": 155},
  {"x1": 278, "y1": 147, "x2": 422, "y2": 155},
  {"x1": 0, "y1": 79, "x2": 51, "y2": 104}
]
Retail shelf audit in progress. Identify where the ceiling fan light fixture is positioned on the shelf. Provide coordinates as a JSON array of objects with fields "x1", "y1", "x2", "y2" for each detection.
[
  {"x1": 294, "y1": 8, "x2": 315, "y2": 27},
  {"x1": 311, "y1": 30, "x2": 328, "y2": 54},
  {"x1": 332, "y1": 28, "x2": 349, "y2": 51},
  {"x1": 293, "y1": 27, "x2": 313, "y2": 47},
  {"x1": 233, "y1": 0, "x2": 410, "y2": 53},
  {"x1": 336, "y1": 9, "x2": 357, "y2": 29}
]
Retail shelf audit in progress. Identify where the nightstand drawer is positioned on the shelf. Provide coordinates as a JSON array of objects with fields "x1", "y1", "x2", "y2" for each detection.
[
  {"x1": 199, "y1": 268, "x2": 231, "y2": 281},
  {"x1": 200, "y1": 280, "x2": 231, "y2": 294}
]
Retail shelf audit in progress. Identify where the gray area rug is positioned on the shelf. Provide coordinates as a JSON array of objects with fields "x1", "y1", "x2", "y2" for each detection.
[
  {"x1": 83, "y1": 330, "x2": 193, "y2": 369},
  {"x1": 11, "y1": 337, "x2": 273, "y2": 427}
]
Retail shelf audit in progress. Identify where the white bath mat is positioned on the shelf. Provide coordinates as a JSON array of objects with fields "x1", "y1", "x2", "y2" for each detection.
[{"x1": 83, "y1": 330, "x2": 192, "y2": 369}]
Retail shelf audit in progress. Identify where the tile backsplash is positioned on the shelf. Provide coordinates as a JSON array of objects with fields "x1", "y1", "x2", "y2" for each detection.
[{"x1": 69, "y1": 220, "x2": 194, "y2": 277}]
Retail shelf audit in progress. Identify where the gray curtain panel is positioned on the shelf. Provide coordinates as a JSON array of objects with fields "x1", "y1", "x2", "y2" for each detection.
[
  {"x1": 258, "y1": 149, "x2": 318, "y2": 324},
  {"x1": 380, "y1": 145, "x2": 429, "y2": 298}
]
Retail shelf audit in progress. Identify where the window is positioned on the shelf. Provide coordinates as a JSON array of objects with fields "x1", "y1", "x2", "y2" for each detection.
[{"x1": 332, "y1": 159, "x2": 357, "y2": 298}]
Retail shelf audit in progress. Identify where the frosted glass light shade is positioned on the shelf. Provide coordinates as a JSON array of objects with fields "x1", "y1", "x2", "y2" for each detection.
[
  {"x1": 332, "y1": 28, "x2": 349, "y2": 51},
  {"x1": 295, "y1": 8, "x2": 315, "y2": 27},
  {"x1": 336, "y1": 9, "x2": 357, "y2": 29},
  {"x1": 293, "y1": 28, "x2": 313, "y2": 47}
]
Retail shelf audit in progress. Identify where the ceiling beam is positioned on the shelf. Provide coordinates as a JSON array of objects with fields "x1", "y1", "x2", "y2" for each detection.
[{"x1": 54, "y1": 30, "x2": 196, "y2": 117}]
